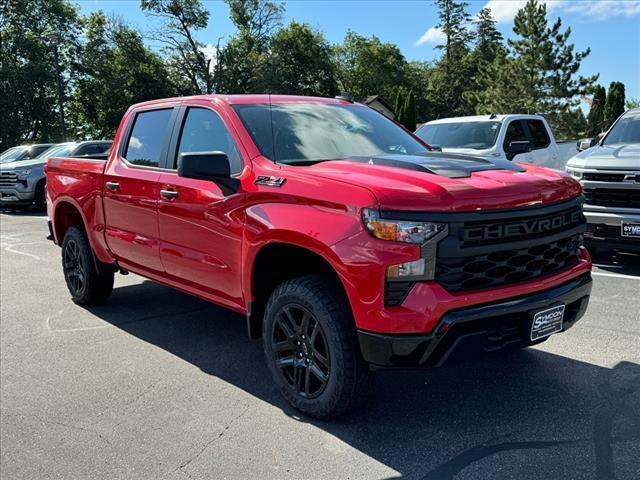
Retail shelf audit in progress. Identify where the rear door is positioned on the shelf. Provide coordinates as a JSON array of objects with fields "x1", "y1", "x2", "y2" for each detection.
[
  {"x1": 156, "y1": 103, "x2": 247, "y2": 309},
  {"x1": 502, "y1": 119, "x2": 533, "y2": 162},
  {"x1": 102, "y1": 106, "x2": 178, "y2": 274}
]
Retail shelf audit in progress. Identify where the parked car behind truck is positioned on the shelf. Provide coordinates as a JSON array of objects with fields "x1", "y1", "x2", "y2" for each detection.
[
  {"x1": 566, "y1": 108, "x2": 640, "y2": 252},
  {"x1": 47, "y1": 95, "x2": 592, "y2": 418},
  {"x1": 0, "y1": 140, "x2": 111, "y2": 209},
  {"x1": 0, "y1": 143, "x2": 55, "y2": 164},
  {"x1": 415, "y1": 114, "x2": 566, "y2": 169}
]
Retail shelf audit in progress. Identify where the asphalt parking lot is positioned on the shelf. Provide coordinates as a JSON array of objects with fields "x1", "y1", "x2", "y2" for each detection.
[{"x1": 1, "y1": 210, "x2": 639, "y2": 480}]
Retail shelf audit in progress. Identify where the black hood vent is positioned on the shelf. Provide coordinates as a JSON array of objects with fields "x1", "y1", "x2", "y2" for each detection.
[{"x1": 345, "y1": 152, "x2": 525, "y2": 178}]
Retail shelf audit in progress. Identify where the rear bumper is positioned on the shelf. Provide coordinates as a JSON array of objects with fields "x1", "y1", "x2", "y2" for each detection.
[{"x1": 358, "y1": 273, "x2": 592, "y2": 368}]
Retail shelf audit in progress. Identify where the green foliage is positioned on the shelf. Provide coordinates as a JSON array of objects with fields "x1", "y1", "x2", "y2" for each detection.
[
  {"x1": 428, "y1": 0, "x2": 474, "y2": 117},
  {"x1": 0, "y1": 0, "x2": 80, "y2": 147},
  {"x1": 547, "y1": 107, "x2": 587, "y2": 141},
  {"x1": 604, "y1": 81, "x2": 626, "y2": 128},
  {"x1": 586, "y1": 84, "x2": 606, "y2": 136},
  {"x1": 140, "y1": 0, "x2": 215, "y2": 94},
  {"x1": 333, "y1": 31, "x2": 409, "y2": 100},
  {"x1": 216, "y1": 0, "x2": 284, "y2": 93},
  {"x1": 475, "y1": 0, "x2": 596, "y2": 116},
  {"x1": 67, "y1": 12, "x2": 174, "y2": 139},
  {"x1": 626, "y1": 97, "x2": 640, "y2": 110},
  {"x1": 268, "y1": 22, "x2": 337, "y2": 96}
]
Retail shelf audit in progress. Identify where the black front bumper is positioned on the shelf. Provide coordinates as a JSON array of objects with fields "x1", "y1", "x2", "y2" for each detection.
[
  {"x1": 358, "y1": 273, "x2": 592, "y2": 368},
  {"x1": 584, "y1": 224, "x2": 640, "y2": 252}
]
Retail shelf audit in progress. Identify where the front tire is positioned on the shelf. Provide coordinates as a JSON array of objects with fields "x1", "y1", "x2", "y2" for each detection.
[
  {"x1": 263, "y1": 275, "x2": 373, "y2": 419},
  {"x1": 61, "y1": 226, "x2": 114, "y2": 305}
]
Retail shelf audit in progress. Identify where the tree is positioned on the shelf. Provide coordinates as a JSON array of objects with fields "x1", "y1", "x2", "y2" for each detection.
[
  {"x1": 428, "y1": 0, "x2": 475, "y2": 117},
  {"x1": 333, "y1": 31, "x2": 409, "y2": 100},
  {"x1": 465, "y1": 7, "x2": 505, "y2": 113},
  {"x1": 67, "y1": 12, "x2": 174, "y2": 138},
  {"x1": 626, "y1": 97, "x2": 640, "y2": 110},
  {"x1": 0, "y1": 0, "x2": 80, "y2": 148},
  {"x1": 216, "y1": 0, "x2": 284, "y2": 93},
  {"x1": 586, "y1": 84, "x2": 606, "y2": 136},
  {"x1": 140, "y1": 0, "x2": 215, "y2": 94},
  {"x1": 403, "y1": 89, "x2": 417, "y2": 131},
  {"x1": 604, "y1": 81, "x2": 625, "y2": 128},
  {"x1": 475, "y1": 0, "x2": 596, "y2": 115},
  {"x1": 548, "y1": 107, "x2": 587, "y2": 141},
  {"x1": 268, "y1": 22, "x2": 337, "y2": 96}
]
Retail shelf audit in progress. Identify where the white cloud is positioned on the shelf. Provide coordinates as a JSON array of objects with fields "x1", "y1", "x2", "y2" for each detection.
[
  {"x1": 414, "y1": 26, "x2": 445, "y2": 46},
  {"x1": 415, "y1": 0, "x2": 640, "y2": 47}
]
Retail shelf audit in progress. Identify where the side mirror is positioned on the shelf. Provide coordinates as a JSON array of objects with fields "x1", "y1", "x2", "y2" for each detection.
[
  {"x1": 178, "y1": 151, "x2": 239, "y2": 195},
  {"x1": 506, "y1": 140, "x2": 532, "y2": 160},
  {"x1": 576, "y1": 138, "x2": 596, "y2": 152},
  {"x1": 429, "y1": 144, "x2": 443, "y2": 152}
]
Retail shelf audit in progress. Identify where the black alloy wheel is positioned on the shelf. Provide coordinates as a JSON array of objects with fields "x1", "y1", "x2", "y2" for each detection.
[
  {"x1": 63, "y1": 237, "x2": 86, "y2": 297},
  {"x1": 271, "y1": 304, "x2": 331, "y2": 399}
]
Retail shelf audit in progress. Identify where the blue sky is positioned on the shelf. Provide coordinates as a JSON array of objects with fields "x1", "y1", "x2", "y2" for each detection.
[{"x1": 77, "y1": 0, "x2": 640, "y2": 102}]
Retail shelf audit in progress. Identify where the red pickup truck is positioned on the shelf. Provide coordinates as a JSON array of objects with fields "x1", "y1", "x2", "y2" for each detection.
[{"x1": 47, "y1": 95, "x2": 592, "y2": 418}]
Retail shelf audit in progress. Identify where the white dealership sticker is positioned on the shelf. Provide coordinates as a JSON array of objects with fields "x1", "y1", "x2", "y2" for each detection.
[
  {"x1": 621, "y1": 222, "x2": 640, "y2": 238},
  {"x1": 530, "y1": 304, "x2": 565, "y2": 341}
]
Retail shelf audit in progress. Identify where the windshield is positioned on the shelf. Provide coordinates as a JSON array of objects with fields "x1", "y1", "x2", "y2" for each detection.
[
  {"x1": 35, "y1": 143, "x2": 76, "y2": 160},
  {"x1": 0, "y1": 146, "x2": 28, "y2": 163},
  {"x1": 602, "y1": 112, "x2": 640, "y2": 145},
  {"x1": 233, "y1": 103, "x2": 429, "y2": 164},
  {"x1": 415, "y1": 121, "x2": 501, "y2": 150}
]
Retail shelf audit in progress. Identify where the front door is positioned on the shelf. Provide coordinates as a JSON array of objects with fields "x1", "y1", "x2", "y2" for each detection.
[
  {"x1": 157, "y1": 105, "x2": 247, "y2": 310},
  {"x1": 503, "y1": 119, "x2": 533, "y2": 163},
  {"x1": 103, "y1": 107, "x2": 177, "y2": 273}
]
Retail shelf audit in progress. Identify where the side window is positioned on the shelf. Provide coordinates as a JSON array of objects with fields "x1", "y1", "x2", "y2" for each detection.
[
  {"x1": 503, "y1": 120, "x2": 528, "y2": 150},
  {"x1": 526, "y1": 120, "x2": 550, "y2": 149},
  {"x1": 124, "y1": 109, "x2": 174, "y2": 167},
  {"x1": 175, "y1": 107, "x2": 242, "y2": 174},
  {"x1": 75, "y1": 144, "x2": 101, "y2": 156}
]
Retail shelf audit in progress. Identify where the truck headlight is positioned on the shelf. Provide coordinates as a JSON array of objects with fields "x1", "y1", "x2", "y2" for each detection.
[
  {"x1": 566, "y1": 169, "x2": 582, "y2": 180},
  {"x1": 363, "y1": 208, "x2": 447, "y2": 281},
  {"x1": 362, "y1": 209, "x2": 445, "y2": 244},
  {"x1": 15, "y1": 168, "x2": 32, "y2": 180}
]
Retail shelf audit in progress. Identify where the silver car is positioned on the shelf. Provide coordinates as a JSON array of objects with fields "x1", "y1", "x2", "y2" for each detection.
[{"x1": 0, "y1": 140, "x2": 112, "y2": 210}]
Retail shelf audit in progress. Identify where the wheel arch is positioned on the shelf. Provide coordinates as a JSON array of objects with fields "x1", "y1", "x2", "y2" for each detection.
[{"x1": 246, "y1": 241, "x2": 354, "y2": 340}]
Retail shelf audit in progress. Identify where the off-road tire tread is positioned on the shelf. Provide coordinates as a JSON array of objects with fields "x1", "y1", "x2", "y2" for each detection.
[
  {"x1": 62, "y1": 226, "x2": 114, "y2": 305},
  {"x1": 263, "y1": 275, "x2": 373, "y2": 419}
]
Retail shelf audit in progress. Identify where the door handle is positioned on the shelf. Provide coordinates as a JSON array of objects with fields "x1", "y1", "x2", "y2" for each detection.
[
  {"x1": 105, "y1": 181, "x2": 120, "y2": 191},
  {"x1": 160, "y1": 189, "x2": 179, "y2": 200}
]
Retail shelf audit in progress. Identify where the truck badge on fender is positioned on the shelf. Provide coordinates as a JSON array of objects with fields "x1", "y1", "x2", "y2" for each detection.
[{"x1": 255, "y1": 176, "x2": 286, "y2": 187}]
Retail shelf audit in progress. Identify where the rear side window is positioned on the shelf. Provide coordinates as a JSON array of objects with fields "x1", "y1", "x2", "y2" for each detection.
[
  {"x1": 124, "y1": 109, "x2": 173, "y2": 167},
  {"x1": 526, "y1": 120, "x2": 550, "y2": 149},
  {"x1": 175, "y1": 107, "x2": 242, "y2": 173},
  {"x1": 503, "y1": 120, "x2": 528, "y2": 150}
]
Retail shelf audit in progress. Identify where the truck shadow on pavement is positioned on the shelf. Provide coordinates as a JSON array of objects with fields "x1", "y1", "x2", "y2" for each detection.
[{"x1": 88, "y1": 280, "x2": 640, "y2": 480}]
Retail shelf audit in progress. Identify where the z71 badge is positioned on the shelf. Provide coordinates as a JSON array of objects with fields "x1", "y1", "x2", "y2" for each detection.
[{"x1": 255, "y1": 175, "x2": 286, "y2": 187}]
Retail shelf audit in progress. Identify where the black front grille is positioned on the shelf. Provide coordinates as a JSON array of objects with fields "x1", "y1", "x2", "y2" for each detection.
[
  {"x1": 426, "y1": 198, "x2": 586, "y2": 293},
  {"x1": 0, "y1": 172, "x2": 18, "y2": 187},
  {"x1": 583, "y1": 188, "x2": 640, "y2": 208},
  {"x1": 582, "y1": 172, "x2": 627, "y2": 182},
  {"x1": 436, "y1": 234, "x2": 582, "y2": 292},
  {"x1": 384, "y1": 281, "x2": 414, "y2": 306}
]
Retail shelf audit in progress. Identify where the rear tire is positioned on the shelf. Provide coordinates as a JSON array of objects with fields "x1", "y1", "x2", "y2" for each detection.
[
  {"x1": 263, "y1": 275, "x2": 373, "y2": 419},
  {"x1": 61, "y1": 226, "x2": 114, "y2": 305},
  {"x1": 34, "y1": 180, "x2": 46, "y2": 211}
]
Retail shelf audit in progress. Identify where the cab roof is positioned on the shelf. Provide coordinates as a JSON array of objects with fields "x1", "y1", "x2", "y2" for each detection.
[{"x1": 130, "y1": 94, "x2": 356, "y2": 110}]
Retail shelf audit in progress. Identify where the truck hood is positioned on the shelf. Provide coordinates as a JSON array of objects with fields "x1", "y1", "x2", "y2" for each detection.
[
  {"x1": 299, "y1": 153, "x2": 581, "y2": 211},
  {"x1": 567, "y1": 143, "x2": 640, "y2": 170},
  {"x1": 0, "y1": 158, "x2": 45, "y2": 171}
]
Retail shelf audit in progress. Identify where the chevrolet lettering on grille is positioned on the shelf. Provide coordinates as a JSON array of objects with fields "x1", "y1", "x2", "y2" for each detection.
[{"x1": 464, "y1": 210, "x2": 581, "y2": 242}]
